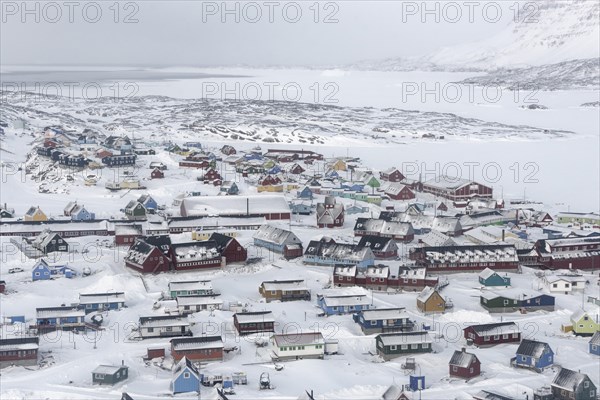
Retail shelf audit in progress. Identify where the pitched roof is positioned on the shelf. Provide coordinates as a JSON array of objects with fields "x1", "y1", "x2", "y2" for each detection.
[
  {"x1": 356, "y1": 235, "x2": 395, "y2": 251},
  {"x1": 552, "y1": 368, "x2": 590, "y2": 391},
  {"x1": 234, "y1": 311, "x2": 274, "y2": 324},
  {"x1": 171, "y1": 336, "x2": 223, "y2": 351},
  {"x1": 417, "y1": 286, "x2": 440, "y2": 303},
  {"x1": 449, "y1": 349, "x2": 478, "y2": 368},
  {"x1": 467, "y1": 322, "x2": 520, "y2": 336},
  {"x1": 253, "y1": 224, "x2": 298, "y2": 245},
  {"x1": 589, "y1": 331, "x2": 600, "y2": 346},
  {"x1": 516, "y1": 339, "x2": 550, "y2": 358},
  {"x1": 377, "y1": 331, "x2": 432, "y2": 346},
  {"x1": 272, "y1": 332, "x2": 324, "y2": 347},
  {"x1": 173, "y1": 356, "x2": 199, "y2": 376}
]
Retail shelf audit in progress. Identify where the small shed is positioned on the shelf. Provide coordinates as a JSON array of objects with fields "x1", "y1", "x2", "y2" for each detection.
[
  {"x1": 449, "y1": 348, "x2": 481, "y2": 379},
  {"x1": 92, "y1": 363, "x2": 129, "y2": 385},
  {"x1": 479, "y1": 268, "x2": 511, "y2": 287}
]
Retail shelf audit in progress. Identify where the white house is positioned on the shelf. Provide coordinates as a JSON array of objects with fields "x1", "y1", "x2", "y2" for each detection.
[
  {"x1": 176, "y1": 295, "x2": 223, "y2": 315},
  {"x1": 544, "y1": 275, "x2": 586, "y2": 294},
  {"x1": 139, "y1": 316, "x2": 191, "y2": 339},
  {"x1": 271, "y1": 332, "x2": 325, "y2": 360}
]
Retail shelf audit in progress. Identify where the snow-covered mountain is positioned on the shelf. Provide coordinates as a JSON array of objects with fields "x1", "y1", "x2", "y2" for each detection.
[
  {"x1": 354, "y1": 0, "x2": 599, "y2": 72},
  {"x1": 456, "y1": 58, "x2": 600, "y2": 90}
]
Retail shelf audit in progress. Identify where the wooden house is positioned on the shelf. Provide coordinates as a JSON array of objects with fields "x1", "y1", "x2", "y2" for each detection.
[
  {"x1": 532, "y1": 237, "x2": 600, "y2": 270},
  {"x1": 353, "y1": 308, "x2": 413, "y2": 334},
  {"x1": 479, "y1": 268, "x2": 511, "y2": 287},
  {"x1": 208, "y1": 232, "x2": 247, "y2": 264},
  {"x1": 356, "y1": 265, "x2": 390, "y2": 291},
  {"x1": 253, "y1": 224, "x2": 303, "y2": 259},
  {"x1": 394, "y1": 266, "x2": 439, "y2": 291},
  {"x1": 550, "y1": 368, "x2": 597, "y2": 400},
  {"x1": 380, "y1": 167, "x2": 405, "y2": 182},
  {"x1": 316, "y1": 196, "x2": 344, "y2": 228},
  {"x1": 375, "y1": 332, "x2": 433, "y2": 360},
  {"x1": 416, "y1": 287, "x2": 446, "y2": 314},
  {"x1": 24, "y1": 206, "x2": 47, "y2": 222},
  {"x1": 304, "y1": 239, "x2": 375, "y2": 268},
  {"x1": 317, "y1": 290, "x2": 372, "y2": 316},
  {"x1": 271, "y1": 332, "x2": 325, "y2": 360},
  {"x1": 78, "y1": 292, "x2": 126, "y2": 313},
  {"x1": 30, "y1": 230, "x2": 69, "y2": 254},
  {"x1": 124, "y1": 201, "x2": 147, "y2": 220},
  {"x1": 64, "y1": 202, "x2": 95, "y2": 221},
  {"x1": 234, "y1": 311, "x2": 275, "y2": 336},
  {"x1": 333, "y1": 265, "x2": 357, "y2": 287},
  {"x1": 463, "y1": 322, "x2": 521, "y2": 347},
  {"x1": 170, "y1": 357, "x2": 200, "y2": 394},
  {"x1": 149, "y1": 162, "x2": 167, "y2": 170},
  {"x1": 544, "y1": 275, "x2": 587, "y2": 294},
  {"x1": 480, "y1": 290, "x2": 555, "y2": 313},
  {"x1": 449, "y1": 348, "x2": 481, "y2": 379},
  {"x1": 570, "y1": 310, "x2": 600, "y2": 336},
  {"x1": 356, "y1": 236, "x2": 398, "y2": 259},
  {"x1": 124, "y1": 237, "x2": 172, "y2": 274},
  {"x1": 115, "y1": 224, "x2": 143, "y2": 245},
  {"x1": 0, "y1": 337, "x2": 39, "y2": 368},
  {"x1": 220, "y1": 181, "x2": 239, "y2": 195},
  {"x1": 385, "y1": 183, "x2": 415, "y2": 201},
  {"x1": 297, "y1": 186, "x2": 313, "y2": 200},
  {"x1": 353, "y1": 218, "x2": 414, "y2": 243},
  {"x1": 422, "y1": 176, "x2": 492, "y2": 201},
  {"x1": 512, "y1": 339, "x2": 554, "y2": 372},
  {"x1": 201, "y1": 168, "x2": 222, "y2": 182},
  {"x1": 221, "y1": 144, "x2": 237, "y2": 155},
  {"x1": 35, "y1": 306, "x2": 86, "y2": 332},
  {"x1": 288, "y1": 163, "x2": 306, "y2": 175},
  {"x1": 102, "y1": 154, "x2": 137, "y2": 167},
  {"x1": 138, "y1": 315, "x2": 191, "y2": 339},
  {"x1": 589, "y1": 331, "x2": 600, "y2": 355},
  {"x1": 170, "y1": 336, "x2": 224, "y2": 362},
  {"x1": 175, "y1": 294, "x2": 223, "y2": 314},
  {"x1": 151, "y1": 167, "x2": 164, "y2": 179},
  {"x1": 170, "y1": 241, "x2": 224, "y2": 271},
  {"x1": 330, "y1": 159, "x2": 347, "y2": 171},
  {"x1": 0, "y1": 280, "x2": 5, "y2": 294},
  {"x1": 259, "y1": 280, "x2": 311, "y2": 302},
  {"x1": 92, "y1": 363, "x2": 129, "y2": 385},
  {"x1": 410, "y1": 244, "x2": 519, "y2": 273},
  {"x1": 168, "y1": 280, "x2": 213, "y2": 298}
]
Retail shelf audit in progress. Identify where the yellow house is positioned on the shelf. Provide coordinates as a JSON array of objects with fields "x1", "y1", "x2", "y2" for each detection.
[
  {"x1": 192, "y1": 231, "x2": 237, "y2": 241},
  {"x1": 331, "y1": 159, "x2": 347, "y2": 171},
  {"x1": 257, "y1": 184, "x2": 284, "y2": 193},
  {"x1": 417, "y1": 287, "x2": 446, "y2": 314},
  {"x1": 24, "y1": 206, "x2": 48, "y2": 222}
]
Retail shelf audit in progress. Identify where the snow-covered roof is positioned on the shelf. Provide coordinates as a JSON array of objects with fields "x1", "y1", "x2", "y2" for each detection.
[
  {"x1": 139, "y1": 315, "x2": 190, "y2": 328},
  {"x1": 359, "y1": 308, "x2": 408, "y2": 321},
  {"x1": 449, "y1": 349, "x2": 478, "y2": 368},
  {"x1": 0, "y1": 338, "x2": 39, "y2": 351},
  {"x1": 176, "y1": 295, "x2": 222, "y2": 307},
  {"x1": 421, "y1": 230, "x2": 455, "y2": 247},
  {"x1": 36, "y1": 307, "x2": 85, "y2": 318},
  {"x1": 333, "y1": 265, "x2": 357, "y2": 277},
  {"x1": 516, "y1": 339, "x2": 550, "y2": 358},
  {"x1": 552, "y1": 368, "x2": 590, "y2": 391},
  {"x1": 254, "y1": 224, "x2": 298, "y2": 245},
  {"x1": 172, "y1": 241, "x2": 220, "y2": 261},
  {"x1": 171, "y1": 336, "x2": 223, "y2": 351},
  {"x1": 79, "y1": 292, "x2": 125, "y2": 304},
  {"x1": 468, "y1": 322, "x2": 520, "y2": 336},
  {"x1": 479, "y1": 268, "x2": 498, "y2": 280},
  {"x1": 354, "y1": 218, "x2": 413, "y2": 236},
  {"x1": 272, "y1": 332, "x2": 324, "y2": 347},
  {"x1": 423, "y1": 175, "x2": 476, "y2": 190},
  {"x1": 305, "y1": 240, "x2": 374, "y2": 262},
  {"x1": 169, "y1": 280, "x2": 212, "y2": 292},
  {"x1": 422, "y1": 245, "x2": 518, "y2": 264},
  {"x1": 417, "y1": 286, "x2": 438, "y2": 302},
  {"x1": 320, "y1": 294, "x2": 370, "y2": 307},
  {"x1": 589, "y1": 331, "x2": 600, "y2": 346},
  {"x1": 181, "y1": 195, "x2": 290, "y2": 217},
  {"x1": 378, "y1": 332, "x2": 432, "y2": 346},
  {"x1": 235, "y1": 311, "x2": 274, "y2": 324},
  {"x1": 362, "y1": 265, "x2": 390, "y2": 278},
  {"x1": 261, "y1": 280, "x2": 308, "y2": 292},
  {"x1": 93, "y1": 365, "x2": 127, "y2": 375}
]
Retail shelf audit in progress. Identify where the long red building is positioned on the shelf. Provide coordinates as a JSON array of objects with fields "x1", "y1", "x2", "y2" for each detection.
[{"x1": 410, "y1": 244, "x2": 519, "y2": 273}]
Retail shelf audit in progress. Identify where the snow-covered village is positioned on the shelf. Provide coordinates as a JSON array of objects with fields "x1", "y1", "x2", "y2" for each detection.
[{"x1": 1, "y1": 1, "x2": 599, "y2": 400}]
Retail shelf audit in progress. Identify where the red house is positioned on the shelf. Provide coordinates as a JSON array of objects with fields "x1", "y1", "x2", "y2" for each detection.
[
  {"x1": 0, "y1": 280, "x2": 5, "y2": 294},
  {"x1": 233, "y1": 311, "x2": 275, "y2": 336},
  {"x1": 316, "y1": 196, "x2": 344, "y2": 228},
  {"x1": 0, "y1": 337, "x2": 39, "y2": 368},
  {"x1": 170, "y1": 336, "x2": 224, "y2": 362},
  {"x1": 124, "y1": 238, "x2": 172, "y2": 273},
  {"x1": 464, "y1": 322, "x2": 521, "y2": 347},
  {"x1": 289, "y1": 163, "x2": 305, "y2": 174},
  {"x1": 380, "y1": 167, "x2": 405, "y2": 182},
  {"x1": 114, "y1": 224, "x2": 143, "y2": 246},
  {"x1": 449, "y1": 348, "x2": 481, "y2": 379},
  {"x1": 179, "y1": 160, "x2": 210, "y2": 169},
  {"x1": 209, "y1": 233, "x2": 247, "y2": 264},
  {"x1": 422, "y1": 176, "x2": 493, "y2": 201},
  {"x1": 385, "y1": 184, "x2": 415, "y2": 201},
  {"x1": 150, "y1": 168, "x2": 164, "y2": 179},
  {"x1": 202, "y1": 168, "x2": 222, "y2": 182},
  {"x1": 259, "y1": 175, "x2": 282, "y2": 186},
  {"x1": 358, "y1": 265, "x2": 390, "y2": 290},
  {"x1": 333, "y1": 265, "x2": 357, "y2": 287},
  {"x1": 533, "y1": 237, "x2": 600, "y2": 270}
]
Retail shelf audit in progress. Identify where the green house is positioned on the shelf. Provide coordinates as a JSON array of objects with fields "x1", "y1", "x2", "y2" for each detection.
[
  {"x1": 480, "y1": 292, "x2": 519, "y2": 313},
  {"x1": 376, "y1": 332, "x2": 432, "y2": 361},
  {"x1": 571, "y1": 310, "x2": 600, "y2": 336},
  {"x1": 365, "y1": 176, "x2": 381, "y2": 190},
  {"x1": 92, "y1": 364, "x2": 129, "y2": 385},
  {"x1": 556, "y1": 212, "x2": 600, "y2": 225}
]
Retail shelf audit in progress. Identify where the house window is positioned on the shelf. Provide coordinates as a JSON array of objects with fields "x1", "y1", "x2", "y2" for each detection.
[
  {"x1": 590, "y1": 390, "x2": 595, "y2": 397},
  {"x1": 584, "y1": 382, "x2": 589, "y2": 388},
  {"x1": 35, "y1": 272, "x2": 40, "y2": 276},
  {"x1": 183, "y1": 372, "x2": 190, "y2": 379},
  {"x1": 371, "y1": 321, "x2": 377, "y2": 326},
  {"x1": 401, "y1": 345, "x2": 408, "y2": 350},
  {"x1": 422, "y1": 343, "x2": 429, "y2": 349},
  {"x1": 452, "y1": 366, "x2": 458, "y2": 372},
  {"x1": 410, "y1": 344, "x2": 418, "y2": 349},
  {"x1": 502, "y1": 334, "x2": 508, "y2": 339},
  {"x1": 512, "y1": 333, "x2": 518, "y2": 338},
  {"x1": 390, "y1": 345, "x2": 397, "y2": 351},
  {"x1": 484, "y1": 336, "x2": 490, "y2": 342},
  {"x1": 95, "y1": 373, "x2": 105, "y2": 379},
  {"x1": 147, "y1": 328, "x2": 154, "y2": 333}
]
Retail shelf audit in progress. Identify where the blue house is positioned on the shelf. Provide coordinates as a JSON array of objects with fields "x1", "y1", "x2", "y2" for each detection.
[
  {"x1": 512, "y1": 339, "x2": 554, "y2": 372},
  {"x1": 353, "y1": 308, "x2": 414, "y2": 334},
  {"x1": 341, "y1": 183, "x2": 364, "y2": 192},
  {"x1": 268, "y1": 165, "x2": 282, "y2": 175},
  {"x1": 70, "y1": 204, "x2": 95, "y2": 221},
  {"x1": 479, "y1": 268, "x2": 511, "y2": 287},
  {"x1": 137, "y1": 195, "x2": 158, "y2": 212},
  {"x1": 244, "y1": 153, "x2": 263, "y2": 161},
  {"x1": 520, "y1": 293, "x2": 555, "y2": 312},
  {"x1": 170, "y1": 356, "x2": 200, "y2": 394},
  {"x1": 79, "y1": 292, "x2": 126, "y2": 314},
  {"x1": 32, "y1": 259, "x2": 52, "y2": 281},
  {"x1": 590, "y1": 331, "x2": 600, "y2": 355},
  {"x1": 35, "y1": 306, "x2": 86, "y2": 331},
  {"x1": 184, "y1": 141, "x2": 202, "y2": 149},
  {"x1": 290, "y1": 202, "x2": 312, "y2": 215},
  {"x1": 32, "y1": 260, "x2": 75, "y2": 281},
  {"x1": 297, "y1": 186, "x2": 313, "y2": 200},
  {"x1": 317, "y1": 292, "x2": 372, "y2": 316}
]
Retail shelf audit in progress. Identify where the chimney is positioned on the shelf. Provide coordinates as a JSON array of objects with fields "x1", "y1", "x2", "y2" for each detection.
[
  {"x1": 502, "y1": 229, "x2": 505, "y2": 242},
  {"x1": 462, "y1": 347, "x2": 466, "y2": 352},
  {"x1": 122, "y1": 360, "x2": 124, "y2": 366}
]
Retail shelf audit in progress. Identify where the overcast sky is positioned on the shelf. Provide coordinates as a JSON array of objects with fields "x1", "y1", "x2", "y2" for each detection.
[{"x1": 1, "y1": 1, "x2": 522, "y2": 66}]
